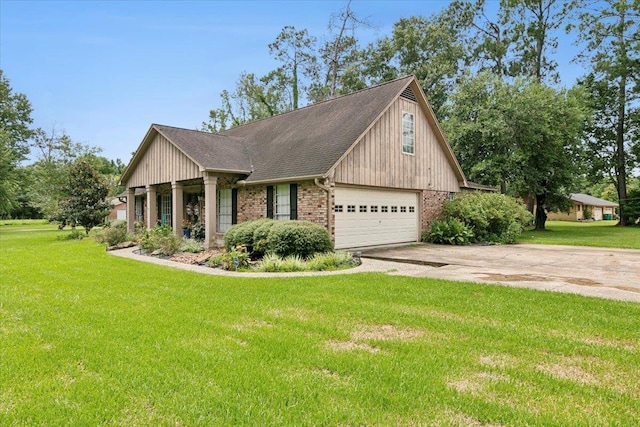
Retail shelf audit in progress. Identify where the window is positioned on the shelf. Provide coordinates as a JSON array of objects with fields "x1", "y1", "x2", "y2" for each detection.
[
  {"x1": 371, "y1": 205, "x2": 378, "y2": 213},
  {"x1": 402, "y1": 112, "x2": 415, "y2": 154},
  {"x1": 135, "y1": 196, "x2": 144, "y2": 222},
  {"x1": 275, "y1": 184, "x2": 290, "y2": 220},
  {"x1": 347, "y1": 205, "x2": 356, "y2": 213},
  {"x1": 409, "y1": 206, "x2": 415, "y2": 213},
  {"x1": 400, "y1": 206, "x2": 407, "y2": 213},
  {"x1": 160, "y1": 194, "x2": 172, "y2": 226},
  {"x1": 448, "y1": 192, "x2": 456, "y2": 201},
  {"x1": 335, "y1": 205, "x2": 343, "y2": 212},
  {"x1": 381, "y1": 206, "x2": 388, "y2": 213},
  {"x1": 391, "y1": 206, "x2": 398, "y2": 213},
  {"x1": 217, "y1": 189, "x2": 233, "y2": 232},
  {"x1": 359, "y1": 205, "x2": 367, "y2": 213}
]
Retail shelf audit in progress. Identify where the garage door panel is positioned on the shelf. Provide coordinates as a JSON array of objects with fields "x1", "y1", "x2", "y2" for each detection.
[{"x1": 334, "y1": 187, "x2": 418, "y2": 249}]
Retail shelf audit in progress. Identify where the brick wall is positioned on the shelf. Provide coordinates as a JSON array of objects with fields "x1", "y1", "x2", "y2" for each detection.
[
  {"x1": 421, "y1": 190, "x2": 448, "y2": 234},
  {"x1": 236, "y1": 180, "x2": 329, "y2": 228}
]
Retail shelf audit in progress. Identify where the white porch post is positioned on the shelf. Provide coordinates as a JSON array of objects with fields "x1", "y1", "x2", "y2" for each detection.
[
  {"x1": 126, "y1": 187, "x2": 135, "y2": 233},
  {"x1": 172, "y1": 181, "x2": 184, "y2": 236},
  {"x1": 203, "y1": 173, "x2": 217, "y2": 249},
  {"x1": 146, "y1": 185, "x2": 158, "y2": 229}
]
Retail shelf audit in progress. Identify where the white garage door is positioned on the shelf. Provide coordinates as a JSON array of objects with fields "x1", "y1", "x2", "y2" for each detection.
[{"x1": 334, "y1": 187, "x2": 419, "y2": 249}]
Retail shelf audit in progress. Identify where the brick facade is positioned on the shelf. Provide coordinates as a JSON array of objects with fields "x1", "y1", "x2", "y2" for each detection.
[{"x1": 421, "y1": 190, "x2": 448, "y2": 234}]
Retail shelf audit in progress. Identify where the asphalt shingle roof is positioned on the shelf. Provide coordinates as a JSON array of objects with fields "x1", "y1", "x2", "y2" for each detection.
[{"x1": 571, "y1": 193, "x2": 618, "y2": 207}]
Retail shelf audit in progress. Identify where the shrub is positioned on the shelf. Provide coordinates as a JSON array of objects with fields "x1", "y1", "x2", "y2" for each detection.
[
  {"x1": 139, "y1": 224, "x2": 182, "y2": 256},
  {"x1": 306, "y1": 251, "x2": 357, "y2": 271},
  {"x1": 93, "y1": 221, "x2": 133, "y2": 246},
  {"x1": 180, "y1": 239, "x2": 205, "y2": 253},
  {"x1": 264, "y1": 220, "x2": 333, "y2": 258},
  {"x1": 253, "y1": 251, "x2": 356, "y2": 272},
  {"x1": 209, "y1": 245, "x2": 249, "y2": 270},
  {"x1": 224, "y1": 219, "x2": 275, "y2": 254},
  {"x1": 252, "y1": 220, "x2": 278, "y2": 257},
  {"x1": 440, "y1": 192, "x2": 532, "y2": 244},
  {"x1": 191, "y1": 222, "x2": 205, "y2": 241},
  {"x1": 58, "y1": 228, "x2": 86, "y2": 241},
  {"x1": 427, "y1": 218, "x2": 473, "y2": 245},
  {"x1": 624, "y1": 188, "x2": 640, "y2": 226},
  {"x1": 583, "y1": 206, "x2": 593, "y2": 221}
]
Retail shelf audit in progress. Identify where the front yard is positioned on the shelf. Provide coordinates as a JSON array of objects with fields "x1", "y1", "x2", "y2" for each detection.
[
  {"x1": 519, "y1": 220, "x2": 640, "y2": 249},
  {"x1": 1, "y1": 224, "x2": 639, "y2": 425}
]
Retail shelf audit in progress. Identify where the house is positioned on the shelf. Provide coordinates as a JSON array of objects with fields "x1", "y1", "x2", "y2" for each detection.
[
  {"x1": 107, "y1": 196, "x2": 127, "y2": 222},
  {"x1": 547, "y1": 193, "x2": 618, "y2": 221},
  {"x1": 119, "y1": 75, "x2": 468, "y2": 249}
]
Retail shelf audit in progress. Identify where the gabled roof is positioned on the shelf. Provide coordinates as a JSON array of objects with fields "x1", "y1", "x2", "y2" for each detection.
[
  {"x1": 571, "y1": 193, "x2": 618, "y2": 207},
  {"x1": 121, "y1": 75, "x2": 466, "y2": 186}
]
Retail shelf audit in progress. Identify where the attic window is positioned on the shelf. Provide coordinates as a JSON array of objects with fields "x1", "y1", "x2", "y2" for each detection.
[
  {"x1": 401, "y1": 86, "x2": 417, "y2": 102},
  {"x1": 402, "y1": 112, "x2": 415, "y2": 155}
]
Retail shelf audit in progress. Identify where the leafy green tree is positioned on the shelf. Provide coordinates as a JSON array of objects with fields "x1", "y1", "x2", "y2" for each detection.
[
  {"x1": 0, "y1": 129, "x2": 20, "y2": 216},
  {"x1": 0, "y1": 70, "x2": 34, "y2": 162},
  {"x1": 56, "y1": 160, "x2": 110, "y2": 233},
  {"x1": 444, "y1": 72, "x2": 588, "y2": 229},
  {"x1": 573, "y1": 0, "x2": 639, "y2": 225},
  {"x1": 201, "y1": 71, "x2": 293, "y2": 132},
  {"x1": 26, "y1": 127, "x2": 100, "y2": 219}
]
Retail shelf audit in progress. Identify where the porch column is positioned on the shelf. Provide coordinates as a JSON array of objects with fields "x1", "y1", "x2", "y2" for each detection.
[
  {"x1": 203, "y1": 173, "x2": 217, "y2": 249},
  {"x1": 126, "y1": 187, "x2": 135, "y2": 233},
  {"x1": 146, "y1": 185, "x2": 158, "y2": 229},
  {"x1": 172, "y1": 181, "x2": 184, "y2": 236}
]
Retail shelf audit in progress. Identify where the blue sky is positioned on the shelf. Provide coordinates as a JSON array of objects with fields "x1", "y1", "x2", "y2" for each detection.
[{"x1": 1, "y1": 0, "x2": 584, "y2": 164}]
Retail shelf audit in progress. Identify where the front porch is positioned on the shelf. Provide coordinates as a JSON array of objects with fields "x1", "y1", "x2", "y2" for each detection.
[{"x1": 126, "y1": 173, "x2": 237, "y2": 249}]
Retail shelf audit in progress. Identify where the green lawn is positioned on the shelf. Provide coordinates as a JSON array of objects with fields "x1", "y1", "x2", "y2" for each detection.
[
  {"x1": 519, "y1": 220, "x2": 640, "y2": 249},
  {"x1": 1, "y1": 225, "x2": 639, "y2": 426}
]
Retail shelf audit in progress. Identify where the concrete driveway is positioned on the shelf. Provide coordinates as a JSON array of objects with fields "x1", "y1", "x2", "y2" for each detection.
[{"x1": 360, "y1": 243, "x2": 640, "y2": 303}]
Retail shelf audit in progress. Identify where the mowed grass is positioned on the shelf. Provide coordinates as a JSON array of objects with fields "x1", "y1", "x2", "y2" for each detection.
[
  {"x1": 1, "y1": 225, "x2": 639, "y2": 426},
  {"x1": 519, "y1": 220, "x2": 640, "y2": 249}
]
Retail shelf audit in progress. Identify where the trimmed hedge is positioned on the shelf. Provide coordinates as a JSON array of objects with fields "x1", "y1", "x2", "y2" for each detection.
[
  {"x1": 224, "y1": 219, "x2": 333, "y2": 258},
  {"x1": 264, "y1": 220, "x2": 333, "y2": 258}
]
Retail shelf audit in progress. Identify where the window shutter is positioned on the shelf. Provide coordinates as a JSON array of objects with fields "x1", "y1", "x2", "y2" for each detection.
[
  {"x1": 290, "y1": 183, "x2": 297, "y2": 220},
  {"x1": 266, "y1": 186, "x2": 274, "y2": 219},
  {"x1": 232, "y1": 188, "x2": 238, "y2": 225}
]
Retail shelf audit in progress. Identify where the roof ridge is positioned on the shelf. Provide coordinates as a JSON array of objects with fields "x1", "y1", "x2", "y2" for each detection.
[{"x1": 219, "y1": 74, "x2": 415, "y2": 134}]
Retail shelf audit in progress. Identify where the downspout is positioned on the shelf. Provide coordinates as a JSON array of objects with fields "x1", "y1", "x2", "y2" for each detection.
[{"x1": 314, "y1": 178, "x2": 333, "y2": 241}]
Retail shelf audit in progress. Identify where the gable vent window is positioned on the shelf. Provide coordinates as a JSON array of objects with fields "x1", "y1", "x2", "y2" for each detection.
[
  {"x1": 402, "y1": 112, "x2": 415, "y2": 155},
  {"x1": 401, "y1": 86, "x2": 418, "y2": 102}
]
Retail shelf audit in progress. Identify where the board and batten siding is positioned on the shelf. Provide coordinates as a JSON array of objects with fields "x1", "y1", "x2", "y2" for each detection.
[
  {"x1": 125, "y1": 133, "x2": 202, "y2": 188},
  {"x1": 333, "y1": 97, "x2": 460, "y2": 192}
]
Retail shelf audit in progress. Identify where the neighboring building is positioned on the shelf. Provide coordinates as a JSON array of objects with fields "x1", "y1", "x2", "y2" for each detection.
[
  {"x1": 547, "y1": 193, "x2": 618, "y2": 221},
  {"x1": 107, "y1": 197, "x2": 127, "y2": 221},
  {"x1": 119, "y1": 75, "x2": 468, "y2": 249}
]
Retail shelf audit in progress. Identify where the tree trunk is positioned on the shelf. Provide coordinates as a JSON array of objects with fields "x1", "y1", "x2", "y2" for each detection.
[
  {"x1": 534, "y1": 192, "x2": 547, "y2": 230},
  {"x1": 615, "y1": 9, "x2": 628, "y2": 226}
]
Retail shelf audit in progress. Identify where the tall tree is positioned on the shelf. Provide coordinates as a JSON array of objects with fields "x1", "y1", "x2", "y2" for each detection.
[
  {"x1": 500, "y1": 0, "x2": 571, "y2": 83},
  {"x1": 0, "y1": 129, "x2": 20, "y2": 216},
  {"x1": 309, "y1": 1, "x2": 372, "y2": 101},
  {"x1": 574, "y1": 0, "x2": 639, "y2": 225},
  {"x1": 445, "y1": 72, "x2": 588, "y2": 229},
  {"x1": 201, "y1": 71, "x2": 292, "y2": 132},
  {"x1": 268, "y1": 26, "x2": 318, "y2": 109},
  {"x1": 0, "y1": 70, "x2": 34, "y2": 162}
]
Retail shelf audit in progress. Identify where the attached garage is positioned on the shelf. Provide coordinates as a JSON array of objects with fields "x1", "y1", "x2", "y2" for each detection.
[{"x1": 334, "y1": 187, "x2": 419, "y2": 249}]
